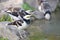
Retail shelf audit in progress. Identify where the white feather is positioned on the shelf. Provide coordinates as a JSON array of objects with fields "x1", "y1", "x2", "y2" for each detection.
[
  {"x1": 9, "y1": 14, "x2": 20, "y2": 21},
  {"x1": 45, "y1": 13, "x2": 50, "y2": 20}
]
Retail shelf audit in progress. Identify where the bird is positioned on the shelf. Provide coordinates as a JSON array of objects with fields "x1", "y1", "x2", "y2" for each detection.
[
  {"x1": 7, "y1": 14, "x2": 31, "y2": 30},
  {"x1": 4, "y1": 7, "x2": 31, "y2": 29},
  {"x1": 4, "y1": 7, "x2": 32, "y2": 39},
  {"x1": 5, "y1": 7, "x2": 31, "y2": 21},
  {"x1": 5, "y1": 14, "x2": 31, "y2": 39},
  {"x1": 38, "y1": 1, "x2": 51, "y2": 20}
]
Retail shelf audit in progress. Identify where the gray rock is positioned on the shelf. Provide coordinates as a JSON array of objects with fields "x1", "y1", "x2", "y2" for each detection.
[
  {"x1": 0, "y1": 0, "x2": 23, "y2": 9},
  {"x1": 0, "y1": 21, "x2": 29, "y2": 40},
  {"x1": 0, "y1": 21, "x2": 19, "y2": 40},
  {"x1": 24, "y1": 0, "x2": 59, "y2": 11}
]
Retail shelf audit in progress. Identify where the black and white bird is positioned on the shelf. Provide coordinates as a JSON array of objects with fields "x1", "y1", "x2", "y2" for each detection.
[
  {"x1": 3, "y1": 7, "x2": 32, "y2": 39},
  {"x1": 5, "y1": 7, "x2": 31, "y2": 21},
  {"x1": 5, "y1": 7, "x2": 31, "y2": 30},
  {"x1": 38, "y1": 0, "x2": 51, "y2": 20},
  {"x1": 7, "y1": 14, "x2": 31, "y2": 30}
]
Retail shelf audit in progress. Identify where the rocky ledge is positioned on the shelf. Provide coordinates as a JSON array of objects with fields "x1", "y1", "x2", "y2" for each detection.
[{"x1": 0, "y1": 21, "x2": 29, "y2": 40}]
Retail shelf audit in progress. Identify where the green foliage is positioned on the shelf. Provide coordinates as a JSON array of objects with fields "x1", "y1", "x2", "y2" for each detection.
[
  {"x1": 22, "y1": 2, "x2": 35, "y2": 11},
  {"x1": 0, "y1": 15, "x2": 12, "y2": 22},
  {"x1": 0, "y1": 37, "x2": 8, "y2": 40}
]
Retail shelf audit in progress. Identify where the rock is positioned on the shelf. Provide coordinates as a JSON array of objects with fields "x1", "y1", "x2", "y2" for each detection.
[
  {"x1": 46, "y1": 0, "x2": 58, "y2": 11},
  {"x1": 0, "y1": 21, "x2": 29, "y2": 40},
  {"x1": 24, "y1": 0, "x2": 59, "y2": 11},
  {"x1": 6, "y1": 25, "x2": 29, "y2": 39},
  {"x1": 0, "y1": 0, "x2": 23, "y2": 11},
  {"x1": 0, "y1": 21, "x2": 19, "y2": 40}
]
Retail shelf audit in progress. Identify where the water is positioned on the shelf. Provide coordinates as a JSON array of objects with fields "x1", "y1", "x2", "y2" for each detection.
[{"x1": 30, "y1": 12, "x2": 60, "y2": 35}]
